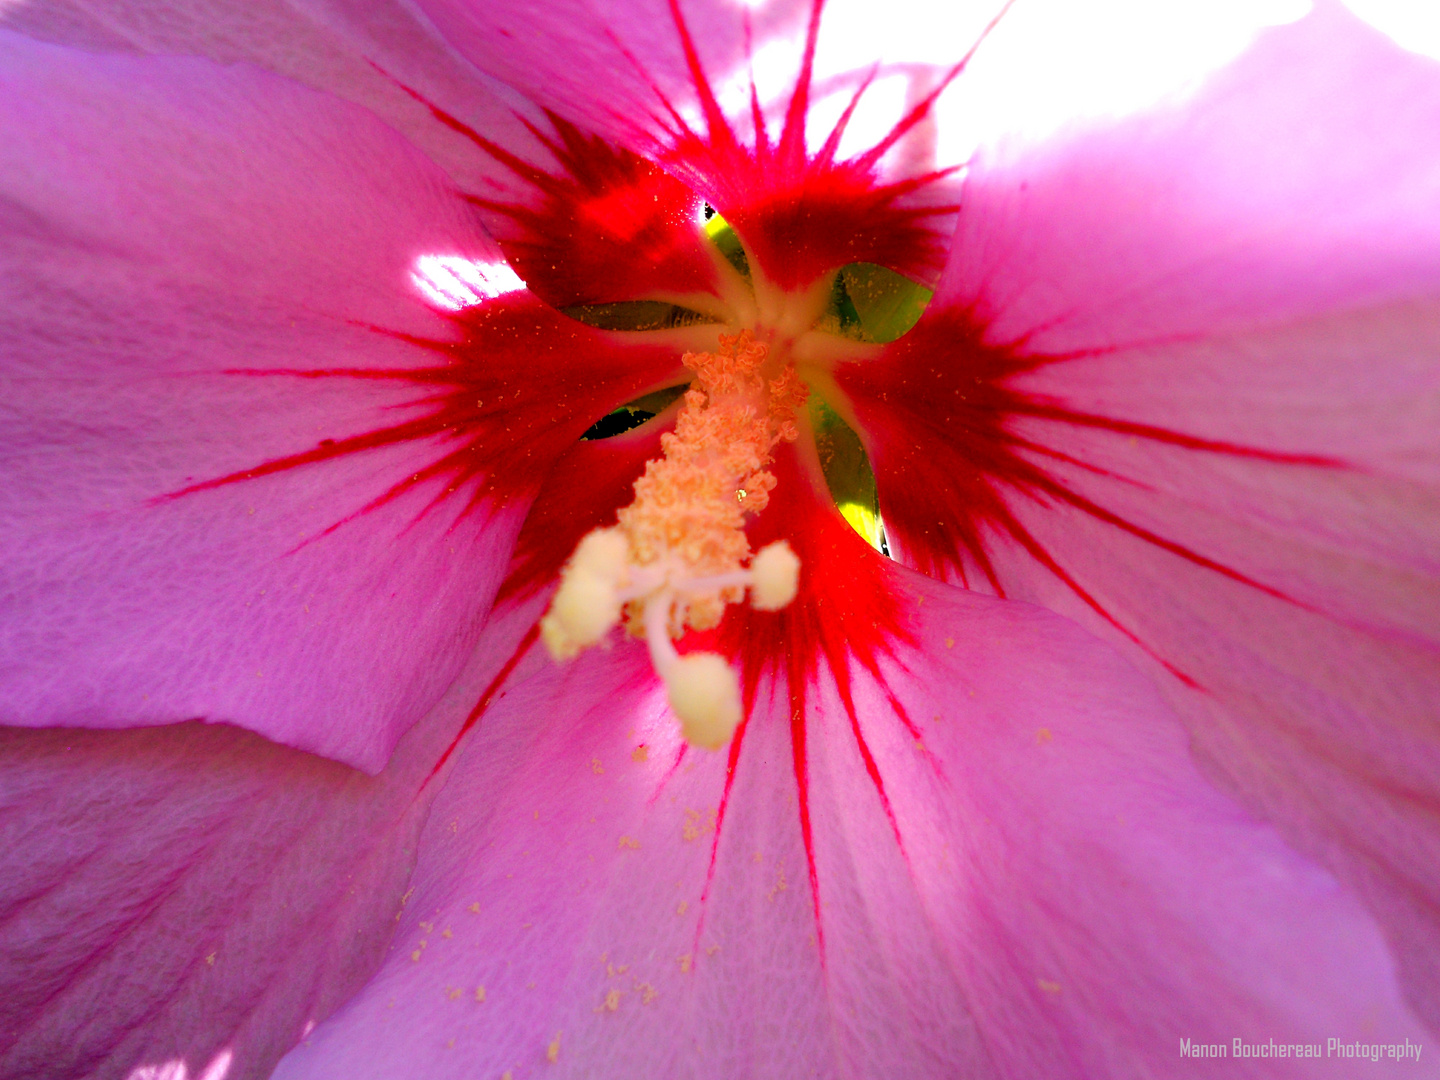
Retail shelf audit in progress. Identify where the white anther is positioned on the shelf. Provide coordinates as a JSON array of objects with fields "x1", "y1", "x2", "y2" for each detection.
[
  {"x1": 541, "y1": 571, "x2": 622, "y2": 659},
  {"x1": 749, "y1": 540, "x2": 800, "y2": 610},
  {"x1": 541, "y1": 528, "x2": 633, "y2": 659},
  {"x1": 665, "y1": 652, "x2": 742, "y2": 751},
  {"x1": 571, "y1": 527, "x2": 629, "y2": 580}
]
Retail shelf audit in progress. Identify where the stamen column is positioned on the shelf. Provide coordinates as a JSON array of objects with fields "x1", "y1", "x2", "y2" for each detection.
[{"x1": 541, "y1": 330, "x2": 804, "y2": 748}]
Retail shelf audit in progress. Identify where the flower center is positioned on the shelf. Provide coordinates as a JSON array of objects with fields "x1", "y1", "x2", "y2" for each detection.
[
  {"x1": 541, "y1": 329, "x2": 806, "y2": 749},
  {"x1": 542, "y1": 206, "x2": 937, "y2": 747}
]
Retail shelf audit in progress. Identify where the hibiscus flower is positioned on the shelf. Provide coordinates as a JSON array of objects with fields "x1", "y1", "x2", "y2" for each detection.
[{"x1": 3, "y1": 0, "x2": 1439, "y2": 1077}]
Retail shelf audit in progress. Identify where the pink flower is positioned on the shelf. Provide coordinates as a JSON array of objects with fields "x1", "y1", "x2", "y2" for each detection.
[{"x1": 2, "y1": 1, "x2": 1438, "y2": 1078}]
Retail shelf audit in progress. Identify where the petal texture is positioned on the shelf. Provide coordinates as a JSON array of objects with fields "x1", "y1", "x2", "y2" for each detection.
[
  {"x1": 0, "y1": 678, "x2": 467, "y2": 1080},
  {"x1": 1, "y1": 0, "x2": 527, "y2": 200},
  {"x1": 273, "y1": 568, "x2": 1431, "y2": 1079},
  {"x1": 0, "y1": 34, "x2": 527, "y2": 769},
  {"x1": 845, "y1": 4, "x2": 1440, "y2": 1030}
]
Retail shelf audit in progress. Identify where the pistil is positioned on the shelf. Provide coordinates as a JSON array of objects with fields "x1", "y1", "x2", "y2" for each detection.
[{"x1": 541, "y1": 330, "x2": 806, "y2": 748}]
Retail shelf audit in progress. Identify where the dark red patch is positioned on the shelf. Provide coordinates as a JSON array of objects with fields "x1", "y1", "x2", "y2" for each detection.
[
  {"x1": 464, "y1": 113, "x2": 723, "y2": 309},
  {"x1": 839, "y1": 304, "x2": 1339, "y2": 675},
  {"x1": 387, "y1": 74, "x2": 719, "y2": 309},
  {"x1": 647, "y1": 0, "x2": 1009, "y2": 290},
  {"x1": 492, "y1": 411, "x2": 924, "y2": 940},
  {"x1": 711, "y1": 448, "x2": 912, "y2": 699},
  {"x1": 165, "y1": 294, "x2": 680, "y2": 533}
]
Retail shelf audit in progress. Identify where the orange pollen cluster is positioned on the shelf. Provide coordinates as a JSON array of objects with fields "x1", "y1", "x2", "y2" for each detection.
[
  {"x1": 540, "y1": 329, "x2": 806, "y2": 750},
  {"x1": 621, "y1": 330, "x2": 806, "y2": 633}
]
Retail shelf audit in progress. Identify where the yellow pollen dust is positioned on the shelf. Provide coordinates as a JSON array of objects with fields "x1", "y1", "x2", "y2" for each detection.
[{"x1": 541, "y1": 330, "x2": 805, "y2": 750}]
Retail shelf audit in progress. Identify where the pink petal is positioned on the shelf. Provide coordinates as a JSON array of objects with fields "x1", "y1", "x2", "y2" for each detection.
[
  {"x1": 271, "y1": 572, "x2": 1430, "y2": 1079},
  {"x1": 847, "y1": 5, "x2": 1440, "y2": 1030},
  {"x1": 0, "y1": 662, "x2": 481, "y2": 1080},
  {"x1": 1, "y1": 0, "x2": 536, "y2": 202},
  {"x1": 0, "y1": 34, "x2": 535, "y2": 769},
  {"x1": 941, "y1": 4, "x2": 1440, "y2": 349}
]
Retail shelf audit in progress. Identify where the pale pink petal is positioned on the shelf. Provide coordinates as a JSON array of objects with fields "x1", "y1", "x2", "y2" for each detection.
[
  {"x1": 271, "y1": 571, "x2": 1430, "y2": 1079},
  {"x1": 942, "y1": 4, "x2": 1440, "y2": 348},
  {"x1": 850, "y1": 6, "x2": 1440, "y2": 1030},
  {"x1": 0, "y1": 34, "x2": 530, "y2": 770}
]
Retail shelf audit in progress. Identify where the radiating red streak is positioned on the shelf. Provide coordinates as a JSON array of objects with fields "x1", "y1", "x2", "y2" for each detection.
[
  {"x1": 994, "y1": 512, "x2": 1202, "y2": 690},
  {"x1": 693, "y1": 709, "x2": 753, "y2": 952},
  {"x1": 831, "y1": 651, "x2": 909, "y2": 859},
  {"x1": 883, "y1": 689, "x2": 926, "y2": 748},
  {"x1": 1031, "y1": 474, "x2": 1305, "y2": 607},
  {"x1": 647, "y1": 744, "x2": 689, "y2": 807},
  {"x1": 690, "y1": 452, "x2": 919, "y2": 954},
  {"x1": 646, "y1": 0, "x2": 985, "y2": 289},
  {"x1": 160, "y1": 298, "x2": 677, "y2": 556},
  {"x1": 1010, "y1": 398, "x2": 1349, "y2": 467},
  {"x1": 842, "y1": 295, "x2": 1346, "y2": 694},
  {"x1": 423, "y1": 622, "x2": 541, "y2": 788},
  {"x1": 1008, "y1": 432, "x2": 1131, "y2": 482},
  {"x1": 787, "y1": 667, "x2": 825, "y2": 956}
]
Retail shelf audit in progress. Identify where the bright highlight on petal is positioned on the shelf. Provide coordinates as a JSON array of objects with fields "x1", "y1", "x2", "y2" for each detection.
[
  {"x1": 125, "y1": 1049, "x2": 233, "y2": 1080},
  {"x1": 939, "y1": 0, "x2": 1313, "y2": 158},
  {"x1": 1343, "y1": 0, "x2": 1440, "y2": 58},
  {"x1": 541, "y1": 330, "x2": 808, "y2": 747},
  {"x1": 410, "y1": 255, "x2": 526, "y2": 310}
]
